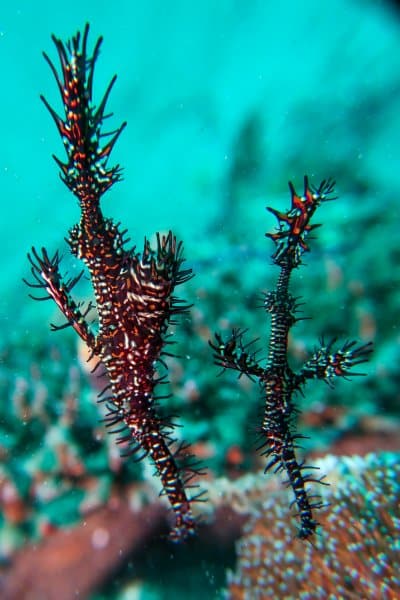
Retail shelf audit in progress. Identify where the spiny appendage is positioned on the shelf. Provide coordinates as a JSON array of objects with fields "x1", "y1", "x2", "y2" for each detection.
[
  {"x1": 259, "y1": 437, "x2": 325, "y2": 540},
  {"x1": 266, "y1": 176, "x2": 336, "y2": 268},
  {"x1": 100, "y1": 374, "x2": 204, "y2": 540},
  {"x1": 132, "y1": 232, "x2": 193, "y2": 302},
  {"x1": 148, "y1": 430, "x2": 206, "y2": 542},
  {"x1": 104, "y1": 401, "x2": 205, "y2": 541},
  {"x1": 23, "y1": 246, "x2": 96, "y2": 346},
  {"x1": 297, "y1": 338, "x2": 373, "y2": 388},
  {"x1": 209, "y1": 329, "x2": 264, "y2": 380},
  {"x1": 211, "y1": 177, "x2": 372, "y2": 540},
  {"x1": 41, "y1": 23, "x2": 126, "y2": 201},
  {"x1": 123, "y1": 232, "x2": 193, "y2": 341},
  {"x1": 256, "y1": 371, "x2": 328, "y2": 540}
]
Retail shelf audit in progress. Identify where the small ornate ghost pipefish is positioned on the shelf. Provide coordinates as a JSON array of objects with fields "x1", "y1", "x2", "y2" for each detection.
[
  {"x1": 24, "y1": 24, "x2": 205, "y2": 541},
  {"x1": 210, "y1": 177, "x2": 372, "y2": 540}
]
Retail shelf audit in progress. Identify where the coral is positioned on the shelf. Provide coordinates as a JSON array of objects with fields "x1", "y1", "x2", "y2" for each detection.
[
  {"x1": 227, "y1": 452, "x2": 400, "y2": 600},
  {"x1": 0, "y1": 334, "x2": 145, "y2": 562},
  {"x1": 2, "y1": 451, "x2": 397, "y2": 599},
  {"x1": 211, "y1": 177, "x2": 372, "y2": 539}
]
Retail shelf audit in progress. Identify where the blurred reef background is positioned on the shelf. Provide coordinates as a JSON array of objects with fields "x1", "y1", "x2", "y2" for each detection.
[{"x1": 0, "y1": 0, "x2": 400, "y2": 598}]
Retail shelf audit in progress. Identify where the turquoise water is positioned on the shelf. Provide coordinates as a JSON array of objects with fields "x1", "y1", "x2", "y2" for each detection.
[
  {"x1": 1, "y1": 1, "x2": 400, "y2": 598},
  {"x1": 2, "y1": 0, "x2": 400, "y2": 307}
]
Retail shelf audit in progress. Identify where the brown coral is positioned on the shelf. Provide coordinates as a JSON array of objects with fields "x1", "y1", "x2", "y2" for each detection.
[{"x1": 227, "y1": 453, "x2": 400, "y2": 599}]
